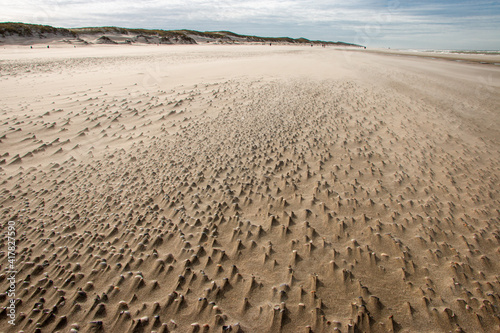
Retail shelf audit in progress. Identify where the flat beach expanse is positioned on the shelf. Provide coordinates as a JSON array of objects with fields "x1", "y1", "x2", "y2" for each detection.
[{"x1": 0, "y1": 45, "x2": 499, "y2": 332}]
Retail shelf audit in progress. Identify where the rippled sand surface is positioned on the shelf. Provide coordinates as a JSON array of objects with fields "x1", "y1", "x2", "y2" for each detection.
[{"x1": 0, "y1": 45, "x2": 499, "y2": 333}]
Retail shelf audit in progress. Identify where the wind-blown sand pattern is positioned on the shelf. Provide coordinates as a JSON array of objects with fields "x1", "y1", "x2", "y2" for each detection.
[{"x1": 0, "y1": 45, "x2": 499, "y2": 333}]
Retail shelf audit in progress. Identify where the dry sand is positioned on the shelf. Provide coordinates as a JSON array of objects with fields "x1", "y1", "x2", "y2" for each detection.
[{"x1": 0, "y1": 45, "x2": 499, "y2": 333}]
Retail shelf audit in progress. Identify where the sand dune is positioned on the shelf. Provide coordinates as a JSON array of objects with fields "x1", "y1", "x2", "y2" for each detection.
[
  {"x1": 0, "y1": 45, "x2": 499, "y2": 332},
  {"x1": 0, "y1": 23, "x2": 361, "y2": 47}
]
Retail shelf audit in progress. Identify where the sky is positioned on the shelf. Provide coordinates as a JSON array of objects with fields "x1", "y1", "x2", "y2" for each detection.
[{"x1": 1, "y1": 0, "x2": 500, "y2": 50}]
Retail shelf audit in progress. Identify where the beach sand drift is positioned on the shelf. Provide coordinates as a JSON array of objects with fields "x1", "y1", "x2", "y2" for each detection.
[{"x1": 0, "y1": 45, "x2": 499, "y2": 332}]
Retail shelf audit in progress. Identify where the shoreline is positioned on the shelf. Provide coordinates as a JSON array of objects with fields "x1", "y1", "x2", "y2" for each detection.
[{"x1": 345, "y1": 47, "x2": 500, "y2": 65}]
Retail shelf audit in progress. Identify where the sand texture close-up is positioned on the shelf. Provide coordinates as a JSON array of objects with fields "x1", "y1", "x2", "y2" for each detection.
[{"x1": 0, "y1": 45, "x2": 499, "y2": 333}]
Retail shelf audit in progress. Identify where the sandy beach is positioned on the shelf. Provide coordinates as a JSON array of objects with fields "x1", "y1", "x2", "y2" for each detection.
[{"x1": 0, "y1": 44, "x2": 499, "y2": 332}]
